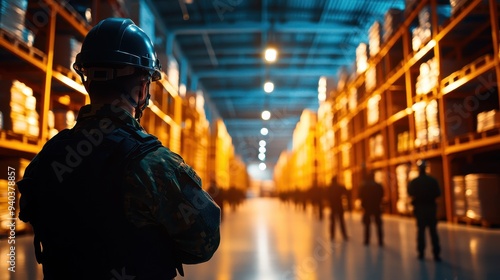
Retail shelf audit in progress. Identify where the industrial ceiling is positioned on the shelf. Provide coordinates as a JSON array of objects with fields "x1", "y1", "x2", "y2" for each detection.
[{"x1": 148, "y1": 0, "x2": 407, "y2": 177}]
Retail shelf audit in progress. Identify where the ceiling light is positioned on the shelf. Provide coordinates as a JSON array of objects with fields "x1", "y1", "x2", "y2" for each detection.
[
  {"x1": 264, "y1": 81, "x2": 274, "y2": 93},
  {"x1": 261, "y1": 110, "x2": 271, "y2": 120},
  {"x1": 259, "y1": 162, "x2": 267, "y2": 170},
  {"x1": 258, "y1": 153, "x2": 266, "y2": 161},
  {"x1": 259, "y1": 140, "x2": 266, "y2": 147},
  {"x1": 259, "y1": 146, "x2": 266, "y2": 153},
  {"x1": 260, "y1": 127, "x2": 268, "y2": 135},
  {"x1": 264, "y1": 47, "x2": 277, "y2": 62}
]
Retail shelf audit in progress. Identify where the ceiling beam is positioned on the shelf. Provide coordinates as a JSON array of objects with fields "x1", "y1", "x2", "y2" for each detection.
[
  {"x1": 189, "y1": 56, "x2": 346, "y2": 66},
  {"x1": 182, "y1": 46, "x2": 354, "y2": 56},
  {"x1": 224, "y1": 117, "x2": 299, "y2": 126},
  {"x1": 171, "y1": 21, "x2": 354, "y2": 35},
  {"x1": 197, "y1": 67, "x2": 336, "y2": 78},
  {"x1": 208, "y1": 88, "x2": 318, "y2": 98}
]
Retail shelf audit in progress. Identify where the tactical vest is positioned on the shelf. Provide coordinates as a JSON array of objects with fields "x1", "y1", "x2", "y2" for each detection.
[{"x1": 18, "y1": 121, "x2": 181, "y2": 279}]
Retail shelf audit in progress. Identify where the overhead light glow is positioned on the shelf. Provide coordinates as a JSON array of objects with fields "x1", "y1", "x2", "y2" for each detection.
[
  {"x1": 261, "y1": 110, "x2": 271, "y2": 120},
  {"x1": 259, "y1": 162, "x2": 267, "y2": 170},
  {"x1": 260, "y1": 127, "x2": 268, "y2": 135},
  {"x1": 264, "y1": 47, "x2": 277, "y2": 62},
  {"x1": 264, "y1": 81, "x2": 274, "y2": 93},
  {"x1": 258, "y1": 153, "x2": 266, "y2": 161},
  {"x1": 259, "y1": 146, "x2": 266, "y2": 153},
  {"x1": 259, "y1": 140, "x2": 266, "y2": 147}
]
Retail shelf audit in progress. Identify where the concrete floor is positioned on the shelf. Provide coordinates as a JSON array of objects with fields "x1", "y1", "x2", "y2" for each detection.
[{"x1": 1, "y1": 197, "x2": 500, "y2": 280}]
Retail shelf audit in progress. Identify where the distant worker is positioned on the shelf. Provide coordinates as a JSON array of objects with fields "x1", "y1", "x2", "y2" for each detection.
[
  {"x1": 328, "y1": 176, "x2": 349, "y2": 241},
  {"x1": 407, "y1": 160, "x2": 442, "y2": 261},
  {"x1": 358, "y1": 171, "x2": 384, "y2": 246}
]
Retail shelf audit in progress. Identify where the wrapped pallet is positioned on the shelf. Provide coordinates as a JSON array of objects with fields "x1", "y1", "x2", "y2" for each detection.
[
  {"x1": 426, "y1": 100, "x2": 440, "y2": 143},
  {"x1": 0, "y1": 0, "x2": 28, "y2": 40},
  {"x1": 356, "y1": 43, "x2": 368, "y2": 74},
  {"x1": 53, "y1": 34, "x2": 83, "y2": 72},
  {"x1": 452, "y1": 176, "x2": 466, "y2": 217},
  {"x1": 383, "y1": 8, "x2": 404, "y2": 42},
  {"x1": 413, "y1": 101, "x2": 427, "y2": 147},
  {"x1": 477, "y1": 110, "x2": 500, "y2": 132},
  {"x1": 464, "y1": 174, "x2": 500, "y2": 224},
  {"x1": 0, "y1": 79, "x2": 38, "y2": 136},
  {"x1": 368, "y1": 21, "x2": 381, "y2": 57}
]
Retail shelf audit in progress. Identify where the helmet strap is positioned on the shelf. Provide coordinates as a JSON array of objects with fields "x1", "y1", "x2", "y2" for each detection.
[{"x1": 130, "y1": 82, "x2": 150, "y2": 121}]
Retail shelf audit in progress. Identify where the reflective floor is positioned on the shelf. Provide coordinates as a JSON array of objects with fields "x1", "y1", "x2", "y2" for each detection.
[{"x1": 1, "y1": 197, "x2": 500, "y2": 280}]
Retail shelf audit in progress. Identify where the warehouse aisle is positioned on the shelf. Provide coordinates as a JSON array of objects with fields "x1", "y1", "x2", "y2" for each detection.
[{"x1": 1, "y1": 197, "x2": 500, "y2": 280}]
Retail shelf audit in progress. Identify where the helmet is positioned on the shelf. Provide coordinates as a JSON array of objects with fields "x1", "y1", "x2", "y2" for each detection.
[{"x1": 73, "y1": 18, "x2": 161, "y2": 81}]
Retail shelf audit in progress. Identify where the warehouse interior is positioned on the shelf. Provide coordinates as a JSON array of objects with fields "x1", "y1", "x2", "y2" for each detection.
[{"x1": 1, "y1": 0, "x2": 500, "y2": 278}]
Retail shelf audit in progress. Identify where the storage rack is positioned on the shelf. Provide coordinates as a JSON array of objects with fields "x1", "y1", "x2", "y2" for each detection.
[
  {"x1": 0, "y1": 0, "x2": 249, "y2": 235},
  {"x1": 275, "y1": 0, "x2": 500, "y2": 226}
]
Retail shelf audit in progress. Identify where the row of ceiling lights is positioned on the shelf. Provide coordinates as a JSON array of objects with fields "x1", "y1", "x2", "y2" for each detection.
[{"x1": 258, "y1": 47, "x2": 278, "y2": 171}]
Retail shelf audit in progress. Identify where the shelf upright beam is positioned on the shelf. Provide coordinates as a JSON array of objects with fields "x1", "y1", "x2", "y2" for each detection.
[
  {"x1": 431, "y1": 0, "x2": 453, "y2": 222},
  {"x1": 402, "y1": 29, "x2": 416, "y2": 163},
  {"x1": 40, "y1": 7, "x2": 57, "y2": 144},
  {"x1": 45, "y1": 0, "x2": 90, "y2": 37},
  {"x1": 488, "y1": 0, "x2": 500, "y2": 109}
]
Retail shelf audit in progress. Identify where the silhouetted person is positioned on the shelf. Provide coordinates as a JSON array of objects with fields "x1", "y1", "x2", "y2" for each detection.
[
  {"x1": 328, "y1": 176, "x2": 349, "y2": 241},
  {"x1": 18, "y1": 18, "x2": 220, "y2": 279},
  {"x1": 408, "y1": 160, "x2": 441, "y2": 261},
  {"x1": 358, "y1": 171, "x2": 384, "y2": 246},
  {"x1": 311, "y1": 184, "x2": 324, "y2": 220}
]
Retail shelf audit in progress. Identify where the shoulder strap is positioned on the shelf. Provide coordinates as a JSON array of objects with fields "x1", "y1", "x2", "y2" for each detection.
[{"x1": 106, "y1": 126, "x2": 163, "y2": 163}]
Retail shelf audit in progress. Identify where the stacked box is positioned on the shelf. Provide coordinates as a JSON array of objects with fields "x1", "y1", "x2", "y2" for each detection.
[
  {"x1": 367, "y1": 94, "x2": 381, "y2": 125},
  {"x1": 464, "y1": 174, "x2": 500, "y2": 224},
  {"x1": 336, "y1": 67, "x2": 349, "y2": 92},
  {"x1": 356, "y1": 43, "x2": 368, "y2": 74},
  {"x1": 369, "y1": 134, "x2": 384, "y2": 159},
  {"x1": 426, "y1": 100, "x2": 440, "y2": 143},
  {"x1": 416, "y1": 58, "x2": 439, "y2": 95},
  {"x1": 53, "y1": 34, "x2": 83, "y2": 72},
  {"x1": 365, "y1": 66, "x2": 376, "y2": 91},
  {"x1": 450, "y1": 0, "x2": 485, "y2": 15},
  {"x1": 348, "y1": 88, "x2": 357, "y2": 112},
  {"x1": 452, "y1": 176, "x2": 466, "y2": 217},
  {"x1": 0, "y1": 0, "x2": 27, "y2": 40},
  {"x1": 412, "y1": 7, "x2": 432, "y2": 51},
  {"x1": 397, "y1": 131, "x2": 410, "y2": 152},
  {"x1": 413, "y1": 101, "x2": 427, "y2": 147},
  {"x1": 67, "y1": 0, "x2": 93, "y2": 23},
  {"x1": 0, "y1": 80, "x2": 39, "y2": 137},
  {"x1": 340, "y1": 118, "x2": 348, "y2": 142},
  {"x1": 477, "y1": 110, "x2": 500, "y2": 132},
  {"x1": 383, "y1": 9, "x2": 404, "y2": 42},
  {"x1": 396, "y1": 164, "x2": 411, "y2": 214},
  {"x1": 368, "y1": 21, "x2": 381, "y2": 57}
]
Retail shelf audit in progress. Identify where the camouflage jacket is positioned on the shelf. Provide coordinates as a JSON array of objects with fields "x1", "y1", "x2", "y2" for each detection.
[{"x1": 18, "y1": 104, "x2": 221, "y2": 279}]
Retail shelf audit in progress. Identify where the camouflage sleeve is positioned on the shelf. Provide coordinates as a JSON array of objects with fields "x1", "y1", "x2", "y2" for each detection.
[{"x1": 124, "y1": 147, "x2": 220, "y2": 264}]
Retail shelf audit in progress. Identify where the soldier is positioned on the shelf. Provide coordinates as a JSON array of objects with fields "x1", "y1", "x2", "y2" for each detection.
[
  {"x1": 18, "y1": 18, "x2": 220, "y2": 279},
  {"x1": 407, "y1": 160, "x2": 442, "y2": 261},
  {"x1": 328, "y1": 176, "x2": 349, "y2": 241},
  {"x1": 358, "y1": 171, "x2": 384, "y2": 246}
]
